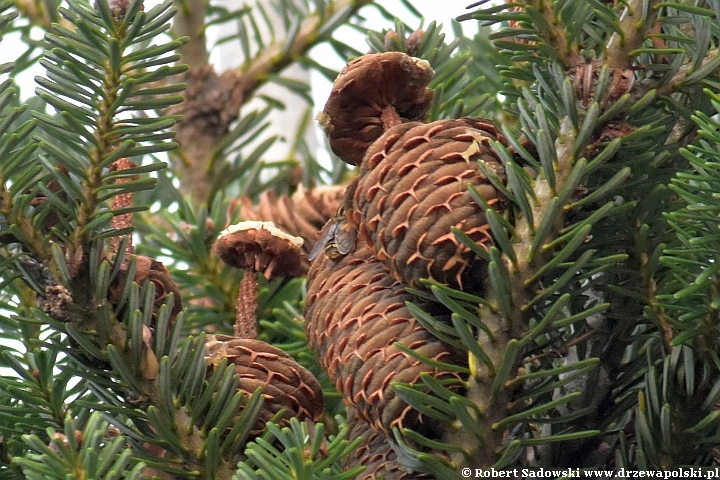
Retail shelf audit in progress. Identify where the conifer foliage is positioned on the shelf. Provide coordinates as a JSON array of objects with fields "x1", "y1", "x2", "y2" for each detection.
[{"x1": 0, "y1": 0, "x2": 720, "y2": 478}]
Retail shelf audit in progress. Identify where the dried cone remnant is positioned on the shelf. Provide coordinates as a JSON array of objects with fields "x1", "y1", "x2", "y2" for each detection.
[
  {"x1": 304, "y1": 244, "x2": 465, "y2": 437},
  {"x1": 318, "y1": 52, "x2": 434, "y2": 166},
  {"x1": 109, "y1": 255, "x2": 183, "y2": 329},
  {"x1": 205, "y1": 334, "x2": 324, "y2": 435},
  {"x1": 207, "y1": 223, "x2": 322, "y2": 437},
  {"x1": 352, "y1": 118, "x2": 507, "y2": 290},
  {"x1": 233, "y1": 193, "x2": 317, "y2": 273},
  {"x1": 106, "y1": 255, "x2": 182, "y2": 380},
  {"x1": 213, "y1": 221, "x2": 304, "y2": 338},
  {"x1": 232, "y1": 185, "x2": 345, "y2": 269},
  {"x1": 569, "y1": 59, "x2": 634, "y2": 108}
]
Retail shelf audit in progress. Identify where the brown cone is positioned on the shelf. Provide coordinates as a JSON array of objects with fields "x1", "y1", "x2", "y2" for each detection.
[
  {"x1": 351, "y1": 118, "x2": 507, "y2": 291},
  {"x1": 236, "y1": 192, "x2": 319, "y2": 247},
  {"x1": 205, "y1": 335, "x2": 324, "y2": 435},
  {"x1": 343, "y1": 407, "x2": 434, "y2": 480},
  {"x1": 291, "y1": 184, "x2": 347, "y2": 227},
  {"x1": 304, "y1": 245, "x2": 465, "y2": 438},
  {"x1": 318, "y1": 52, "x2": 434, "y2": 166}
]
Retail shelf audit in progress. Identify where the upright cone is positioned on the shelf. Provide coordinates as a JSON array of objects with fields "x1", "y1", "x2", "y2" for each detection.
[{"x1": 351, "y1": 118, "x2": 507, "y2": 290}]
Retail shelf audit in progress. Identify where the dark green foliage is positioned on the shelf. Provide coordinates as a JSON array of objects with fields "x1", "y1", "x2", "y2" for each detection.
[
  {"x1": 14, "y1": 412, "x2": 146, "y2": 479},
  {"x1": 381, "y1": 0, "x2": 720, "y2": 472},
  {"x1": 29, "y1": 0, "x2": 186, "y2": 245},
  {"x1": 2, "y1": 0, "x2": 720, "y2": 477},
  {"x1": 0, "y1": 0, "x2": 448, "y2": 477},
  {"x1": 234, "y1": 417, "x2": 363, "y2": 480}
]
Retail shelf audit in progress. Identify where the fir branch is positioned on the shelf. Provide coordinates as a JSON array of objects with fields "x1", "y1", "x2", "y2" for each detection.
[
  {"x1": 643, "y1": 259, "x2": 673, "y2": 352},
  {"x1": 606, "y1": 0, "x2": 662, "y2": 69},
  {"x1": 525, "y1": 0, "x2": 582, "y2": 67},
  {"x1": 14, "y1": 412, "x2": 146, "y2": 479},
  {"x1": 238, "y1": 418, "x2": 361, "y2": 479},
  {"x1": 235, "y1": 0, "x2": 372, "y2": 95},
  {"x1": 30, "y1": 0, "x2": 186, "y2": 252},
  {"x1": 656, "y1": 47, "x2": 720, "y2": 96},
  {"x1": 458, "y1": 113, "x2": 575, "y2": 468},
  {"x1": 658, "y1": 91, "x2": 720, "y2": 354},
  {"x1": 463, "y1": 309, "x2": 517, "y2": 467},
  {"x1": 509, "y1": 117, "x2": 578, "y2": 330},
  {"x1": 0, "y1": 347, "x2": 77, "y2": 437}
]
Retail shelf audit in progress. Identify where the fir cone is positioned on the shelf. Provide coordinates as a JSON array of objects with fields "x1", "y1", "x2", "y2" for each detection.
[
  {"x1": 205, "y1": 334, "x2": 324, "y2": 435},
  {"x1": 304, "y1": 244, "x2": 465, "y2": 438},
  {"x1": 234, "y1": 192, "x2": 317, "y2": 256},
  {"x1": 232, "y1": 185, "x2": 345, "y2": 269},
  {"x1": 291, "y1": 184, "x2": 346, "y2": 227},
  {"x1": 344, "y1": 407, "x2": 434, "y2": 480},
  {"x1": 318, "y1": 52, "x2": 434, "y2": 166},
  {"x1": 351, "y1": 118, "x2": 507, "y2": 291}
]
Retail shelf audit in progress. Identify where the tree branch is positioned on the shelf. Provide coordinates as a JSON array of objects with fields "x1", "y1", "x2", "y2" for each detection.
[
  {"x1": 660, "y1": 48, "x2": 720, "y2": 96},
  {"x1": 232, "y1": 0, "x2": 374, "y2": 100},
  {"x1": 606, "y1": 0, "x2": 662, "y2": 69},
  {"x1": 172, "y1": 0, "x2": 209, "y2": 67},
  {"x1": 461, "y1": 118, "x2": 581, "y2": 469},
  {"x1": 171, "y1": 0, "x2": 375, "y2": 204},
  {"x1": 526, "y1": 0, "x2": 582, "y2": 67}
]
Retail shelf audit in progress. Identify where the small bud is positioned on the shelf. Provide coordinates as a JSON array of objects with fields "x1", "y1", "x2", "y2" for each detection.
[
  {"x1": 108, "y1": 0, "x2": 142, "y2": 22},
  {"x1": 383, "y1": 30, "x2": 401, "y2": 51},
  {"x1": 49, "y1": 433, "x2": 68, "y2": 452},
  {"x1": 406, "y1": 29, "x2": 425, "y2": 56}
]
